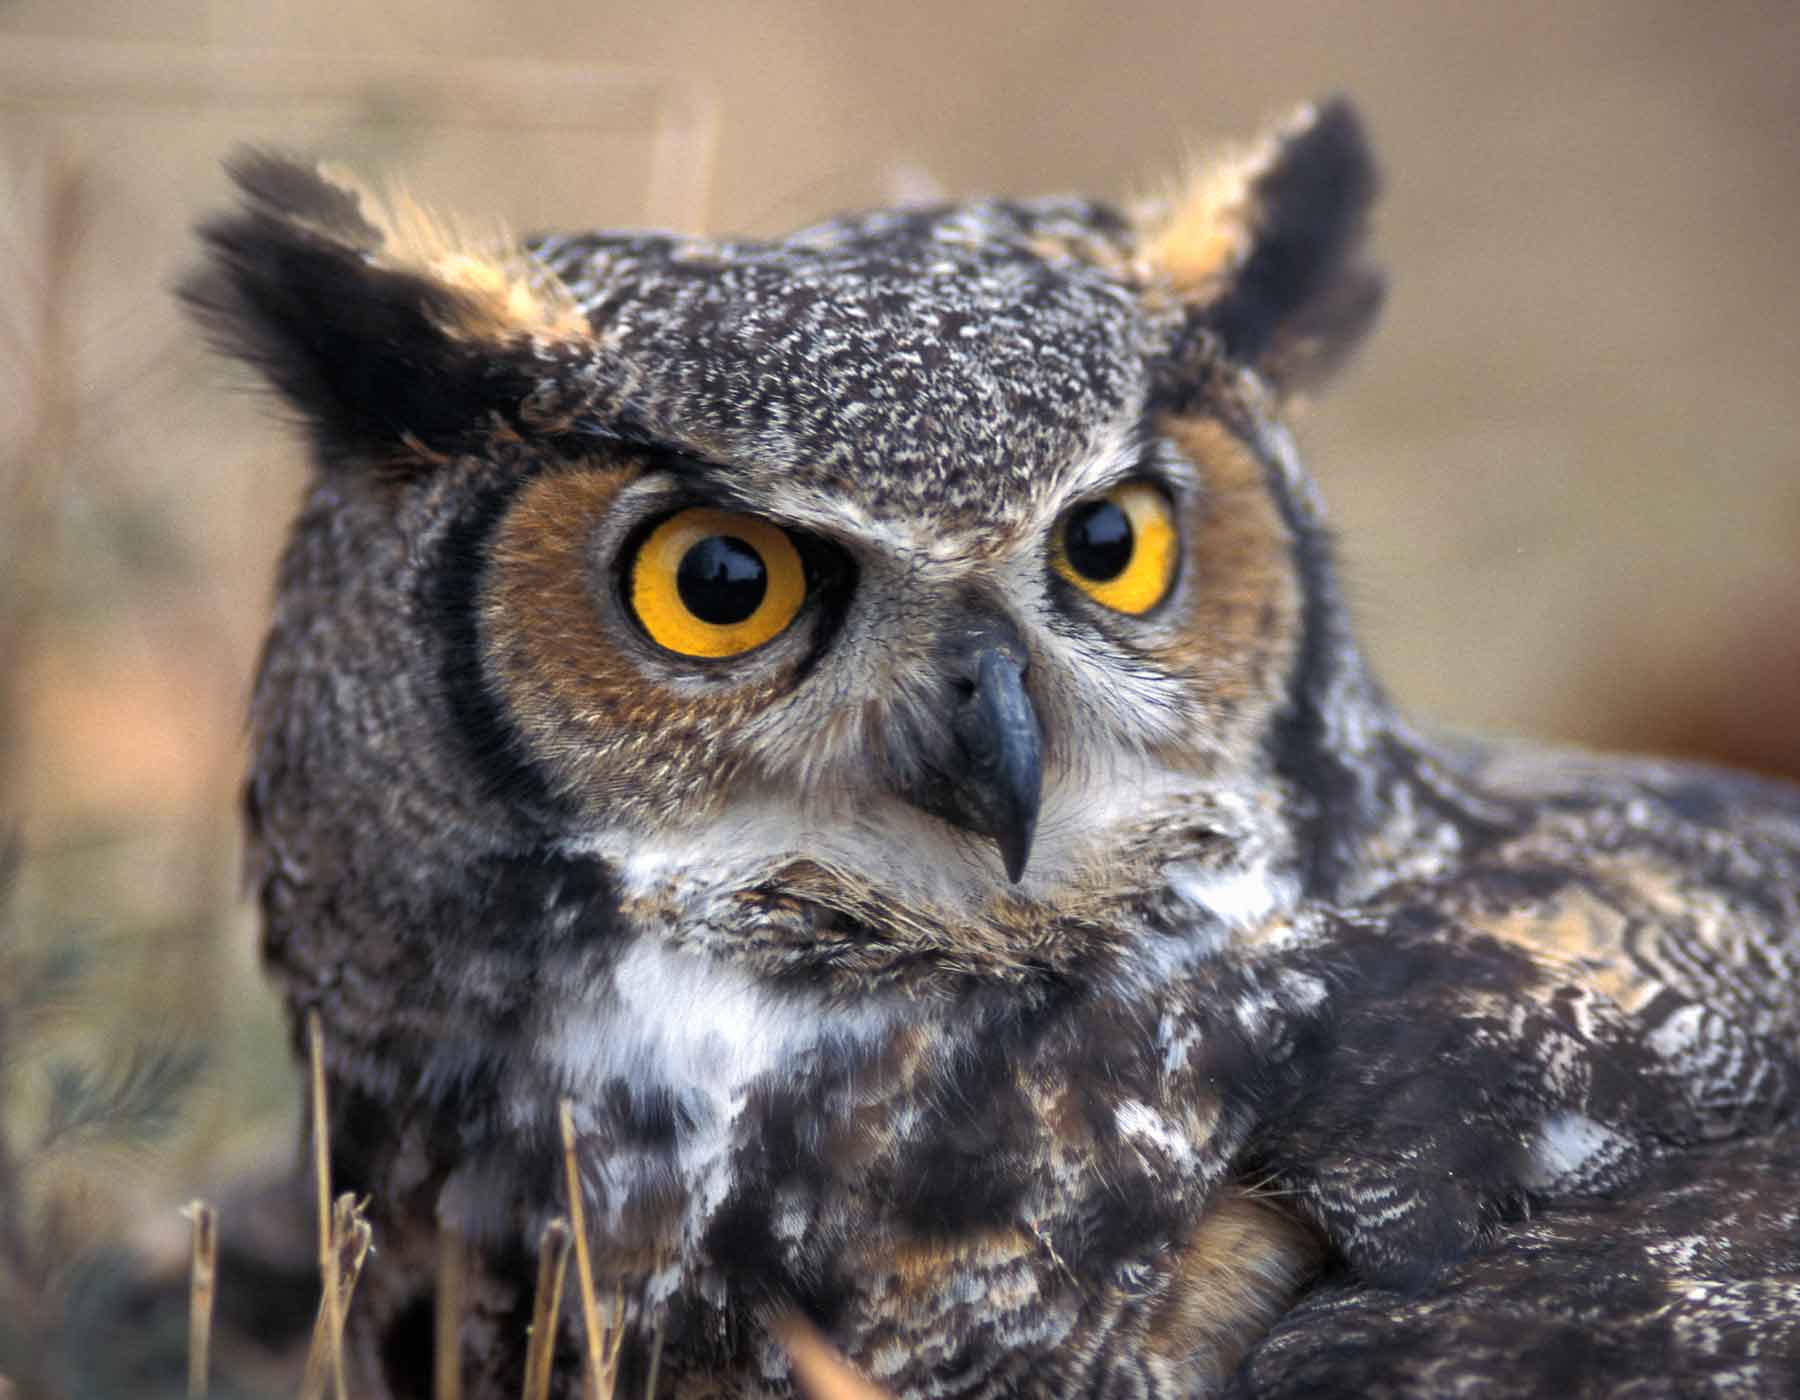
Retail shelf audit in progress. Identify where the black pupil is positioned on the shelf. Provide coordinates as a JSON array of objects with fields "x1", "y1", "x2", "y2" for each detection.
[
  {"x1": 1065, "y1": 500, "x2": 1134, "y2": 582},
  {"x1": 676, "y1": 535, "x2": 768, "y2": 625}
]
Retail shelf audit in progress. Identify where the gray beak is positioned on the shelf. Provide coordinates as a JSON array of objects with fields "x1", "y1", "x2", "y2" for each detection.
[{"x1": 893, "y1": 614, "x2": 1044, "y2": 884}]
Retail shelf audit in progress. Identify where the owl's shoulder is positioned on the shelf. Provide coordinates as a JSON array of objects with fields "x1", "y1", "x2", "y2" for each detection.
[
  {"x1": 1345, "y1": 732, "x2": 1800, "y2": 1052},
  {"x1": 1459, "y1": 733, "x2": 1800, "y2": 832},
  {"x1": 1368, "y1": 731, "x2": 1800, "y2": 923}
]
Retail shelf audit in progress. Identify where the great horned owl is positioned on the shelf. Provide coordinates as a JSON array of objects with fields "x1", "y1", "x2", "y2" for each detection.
[{"x1": 184, "y1": 100, "x2": 1800, "y2": 1397}]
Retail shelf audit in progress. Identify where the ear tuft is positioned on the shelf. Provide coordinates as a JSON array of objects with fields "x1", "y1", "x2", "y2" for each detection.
[
  {"x1": 181, "y1": 152, "x2": 589, "y2": 461},
  {"x1": 324, "y1": 165, "x2": 591, "y2": 344},
  {"x1": 1140, "y1": 98, "x2": 1384, "y2": 395}
]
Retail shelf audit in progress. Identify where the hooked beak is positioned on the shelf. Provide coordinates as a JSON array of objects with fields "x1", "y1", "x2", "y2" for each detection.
[{"x1": 895, "y1": 617, "x2": 1044, "y2": 883}]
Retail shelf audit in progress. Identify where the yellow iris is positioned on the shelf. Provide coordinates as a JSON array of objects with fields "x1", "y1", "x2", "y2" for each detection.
[
  {"x1": 629, "y1": 508, "x2": 807, "y2": 658},
  {"x1": 1053, "y1": 481, "x2": 1179, "y2": 615}
]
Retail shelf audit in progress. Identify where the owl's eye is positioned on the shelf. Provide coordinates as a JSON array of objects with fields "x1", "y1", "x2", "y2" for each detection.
[
  {"x1": 629, "y1": 507, "x2": 807, "y2": 657},
  {"x1": 1054, "y1": 481, "x2": 1179, "y2": 615}
]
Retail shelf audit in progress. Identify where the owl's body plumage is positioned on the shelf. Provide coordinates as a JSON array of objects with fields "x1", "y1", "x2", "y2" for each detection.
[{"x1": 187, "y1": 102, "x2": 1800, "y2": 1397}]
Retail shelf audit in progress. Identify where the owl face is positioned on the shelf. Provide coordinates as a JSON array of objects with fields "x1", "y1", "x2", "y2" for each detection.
[
  {"x1": 188, "y1": 100, "x2": 1378, "y2": 982},
  {"x1": 407, "y1": 228, "x2": 1318, "y2": 976},
  {"x1": 478, "y1": 362, "x2": 1299, "y2": 890}
]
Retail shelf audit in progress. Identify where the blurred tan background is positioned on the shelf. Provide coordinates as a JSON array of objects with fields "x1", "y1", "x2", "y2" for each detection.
[{"x1": 0, "y1": 0, "x2": 1797, "y2": 1365}]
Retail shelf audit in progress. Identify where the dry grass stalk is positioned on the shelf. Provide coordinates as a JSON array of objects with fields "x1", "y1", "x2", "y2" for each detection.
[
  {"x1": 182, "y1": 1199, "x2": 218, "y2": 1398},
  {"x1": 0, "y1": 153, "x2": 81, "y2": 805},
  {"x1": 307, "y1": 1012, "x2": 348, "y2": 1400},
  {"x1": 643, "y1": 1318, "x2": 666, "y2": 1400},
  {"x1": 602, "y1": 1280, "x2": 628, "y2": 1392},
  {"x1": 775, "y1": 1315, "x2": 894, "y2": 1400},
  {"x1": 301, "y1": 1194, "x2": 373, "y2": 1400},
  {"x1": 437, "y1": 1223, "x2": 466, "y2": 1400},
  {"x1": 522, "y1": 1217, "x2": 572, "y2": 1400},
  {"x1": 558, "y1": 1098, "x2": 623, "y2": 1400}
]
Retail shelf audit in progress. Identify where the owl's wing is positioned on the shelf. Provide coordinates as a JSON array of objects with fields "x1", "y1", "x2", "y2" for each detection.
[
  {"x1": 1227, "y1": 1126, "x2": 1800, "y2": 1399},
  {"x1": 1226, "y1": 742, "x2": 1800, "y2": 1391},
  {"x1": 1248, "y1": 739, "x2": 1800, "y2": 1281}
]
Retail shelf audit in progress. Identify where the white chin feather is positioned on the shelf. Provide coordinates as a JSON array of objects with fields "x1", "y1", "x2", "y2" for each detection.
[{"x1": 566, "y1": 750, "x2": 1274, "y2": 924}]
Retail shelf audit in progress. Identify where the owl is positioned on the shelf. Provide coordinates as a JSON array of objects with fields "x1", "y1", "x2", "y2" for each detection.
[{"x1": 183, "y1": 99, "x2": 1800, "y2": 1398}]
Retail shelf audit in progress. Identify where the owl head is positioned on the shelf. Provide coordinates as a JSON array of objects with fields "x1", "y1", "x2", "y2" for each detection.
[{"x1": 187, "y1": 99, "x2": 1382, "y2": 999}]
